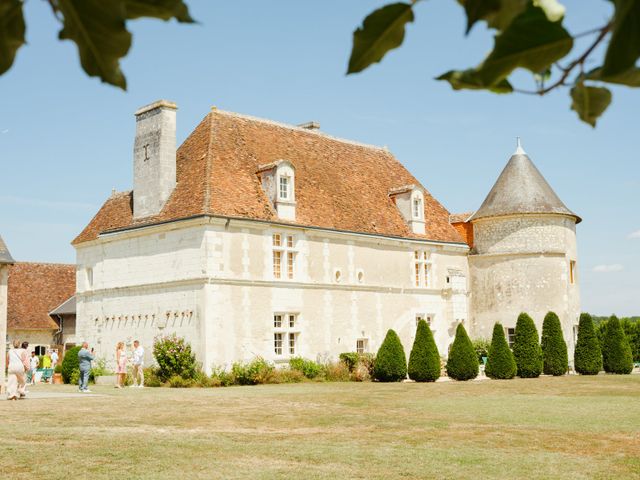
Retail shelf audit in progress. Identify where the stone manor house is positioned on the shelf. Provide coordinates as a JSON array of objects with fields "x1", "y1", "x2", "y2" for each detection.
[{"x1": 72, "y1": 101, "x2": 581, "y2": 371}]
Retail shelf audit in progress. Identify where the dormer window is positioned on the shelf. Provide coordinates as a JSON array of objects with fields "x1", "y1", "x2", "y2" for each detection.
[
  {"x1": 389, "y1": 184, "x2": 426, "y2": 234},
  {"x1": 257, "y1": 160, "x2": 296, "y2": 221}
]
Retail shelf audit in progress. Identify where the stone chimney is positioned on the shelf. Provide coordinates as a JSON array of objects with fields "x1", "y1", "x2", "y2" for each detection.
[{"x1": 133, "y1": 100, "x2": 177, "y2": 219}]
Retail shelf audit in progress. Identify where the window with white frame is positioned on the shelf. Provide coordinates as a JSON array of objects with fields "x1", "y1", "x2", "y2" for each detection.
[
  {"x1": 272, "y1": 233, "x2": 297, "y2": 280},
  {"x1": 273, "y1": 313, "x2": 299, "y2": 356},
  {"x1": 279, "y1": 175, "x2": 291, "y2": 200},
  {"x1": 413, "y1": 251, "x2": 430, "y2": 287},
  {"x1": 356, "y1": 338, "x2": 369, "y2": 354},
  {"x1": 413, "y1": 196, "x2": 423, "y2": 219}
]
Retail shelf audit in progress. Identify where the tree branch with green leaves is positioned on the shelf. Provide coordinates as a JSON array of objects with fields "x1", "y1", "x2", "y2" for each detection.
[{"x1": 347, "y1": 0, "x2": 640, "y2": 127}]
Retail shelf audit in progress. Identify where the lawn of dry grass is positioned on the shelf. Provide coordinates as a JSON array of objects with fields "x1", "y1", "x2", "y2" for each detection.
[{"x1": 1, "y1": 375, "x2": 639, "y2": 479}]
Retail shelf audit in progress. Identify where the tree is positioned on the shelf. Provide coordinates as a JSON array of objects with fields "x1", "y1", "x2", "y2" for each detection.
[
  {"x1": 408, "y1": 319, "x2": 440, "y2": 382},
  {"x1": 574, "y1": 313, "x2": 603, "y2": 375},
  {"x1": 541, "y1": 311, "x2": 568, "y2": 376},
  {"x1": 512, "y1": 313, "x2": 543, "y2": 378},
  {"x1": 0, "y1": 0, "x2": 194, "y2": 89},
  {"x1": 601, "y1": 315, "x2": 634, "y2": 374},
  {"x1": 348, "y1": 1, "x2": 640, "y2": 127},
  {"x1": 485, "y1": 323, "x2": 517, "y2": 380},
  {"x1": 446, "y1": 323, "x2": 479, "y2": 381},
  {"x1": 373, "y1": 329, "x2": 407, "y2": 382}
]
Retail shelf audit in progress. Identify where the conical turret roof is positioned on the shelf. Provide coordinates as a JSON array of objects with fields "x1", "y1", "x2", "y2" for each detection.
[
  {"x1": 0, "y1": 235, "x2": 14, "y2": 264},
  {"x1": 468, "y1": 141, "x2": 580, "y2": 223}
]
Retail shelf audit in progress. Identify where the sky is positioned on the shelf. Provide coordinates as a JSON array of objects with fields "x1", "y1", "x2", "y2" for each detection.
[{"x1": 0, "y1": 0, "x2": 638, "y2": 316}]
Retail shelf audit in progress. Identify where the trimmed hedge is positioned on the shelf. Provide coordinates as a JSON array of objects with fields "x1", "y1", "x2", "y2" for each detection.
[
  {"x1": 446, "y1": 323, "x2": 479, "y2": 381},
  {"x1": 541, "y1": 312, "x2": 568, "y2": 376},
  {"x1": 513, "y1": 313, "x2": 543, "y2": 378},
  {"x1": 574, "y1": 313, "x2": 602, "y2": 375},
  {"x1": 61, "y1": 346, "x2": 81, "y2": 384},
  {"x1": 408, "y1": 319, "x2": 440, "y2": 382},
  {"x1": 373, "y1": 329, "x2": 407, "y2": 382},
  {"x1": 485, "y1": 323, "x2": 517, "y2": 380},
  {"x1": 602, "y1": 315, "x2": 633, "y2": 374}
]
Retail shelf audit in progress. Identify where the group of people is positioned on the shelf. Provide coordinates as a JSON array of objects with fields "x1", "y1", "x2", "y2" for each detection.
[
  {"x1": 5, "y1": 341, "x2": 59, "y2": 400},
  {"x1": 77, "y1": 340, "x2": 145, "y2": 392}
]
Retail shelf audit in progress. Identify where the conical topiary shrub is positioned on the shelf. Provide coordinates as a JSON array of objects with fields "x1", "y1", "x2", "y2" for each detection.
[
  {"x1": 541, "y1": 311, "x2": 568, "y2": 376},
  {"x1": 574, "y1": 313, "x2": 602, "y2": 375},
  {"x1": 602, "y1": 315, "x2": 633, "y2": 374},
  {"x1": 408, "y1": 319, "x2": 440, "y2": 382},
  {"x1": 446, "y1": 323, "x2": 479, "y2": 381},
  {"x1": 485, "y1": 323, "x2": 517, "y2": 379},
  {"x1": 512, "y1": 313, "x2": 543, "y2": 378},
  {"x1": 373, "y1": 329, "x2": 407, "y2": 382}
]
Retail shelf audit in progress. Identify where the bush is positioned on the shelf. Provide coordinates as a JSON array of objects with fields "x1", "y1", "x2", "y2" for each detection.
[
  {"x1": 153, "y1": 334, "x2": 198, "y2": 381},
  {"x1": 210, "y1": 366, "x2": 235, "y2": 387},
  {"x1": 446, "y1": 323, "x2": 479, "y2": 381},
  {"x1": 89, "y1": 357, "x2": 112, "y2": 383},
  {"x1": 143, "y1": 367, "x2": 164, "y2": 387},
  {"x1": 541, "y1": 312, "x2": 568, "y2": 376},
  {"x1": 339, "y1": 353, "x2": 360, "y2": 372},
  {"x1": 485, "y1": 323, "x2": 517, "y2": 380},
  {"x1": 408, "y1": 319, "x2": 441, "y2": 382},
  {"x1": 373, "y1": 329, "x2": 407, "y2": 382},
  {"x1": 471, "y1": 338, "x2": 491, "y2": 364},
  {"x1": 231, "y1": 358, "x2": 275, "y2": 385},
  {"x1": 269, "y1": 368, "x2": 305, "y2": 384},
  {"x1": 61, "y1": 346, "x2": 81, "y2": 384},
  {"x1": 339, "y1": 352, "x2": 376, "y2": 377},
  {"x1": 513, "y1": 313, "x2": 543, "y2": 378},
  {"x1": 574, "y1": 313, "x2": 603, "y2": 375},
  {"x1": 289, "y1": 357, "x2": 322, "y2": 379},
  {"x1": 321, "y1": 361, "x2": 351, "y2": 382},
  {"x1": 602, "y1": 315, "x2": 633, "y2": 374},
  {"x1": 54, "y1": 364, "x2": 62, "y2": 374},
  {"x1": 69, "y1": 369, "x2": 80, "y2": 386},
  {"x1": 168, "y1": 375, "x2": 195, "y2": 388}
]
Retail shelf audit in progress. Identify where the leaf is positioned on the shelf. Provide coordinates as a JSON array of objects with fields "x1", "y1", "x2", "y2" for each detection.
[
  {"x1": 57, "y1": 0, "x2": 132, "y2": 89},
  {"x1": 0, "y1": 0, "x2": 26, "y2": 75},
  {"x1": 570, "y1": 83, "x2": 612, "y2": 127},
  {"x1": 438, "y1": 4, "x2": 572, "y2": 91},
  {"x1": 436, "y1": 69, "x2": 514, "y2": 93},
  {"x1": 602, "y1": 0, "x2": 640, "y2": 78},
  {"x1": 586, "y1": 66, "x2": 640, "y2": 87},
  {"x1": 124, "y1": 0, "x2": 194, "y2": 23},
  {"x1": 458, "y1": 0, "x2": 501, "y2": 34},
  {"x1": 347, "y1": 2, "x2": 415, "y2": 74}
]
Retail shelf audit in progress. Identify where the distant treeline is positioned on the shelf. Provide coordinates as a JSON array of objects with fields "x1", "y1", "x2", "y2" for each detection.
[{"x1": 585, "y1": 314, "x2": 640, "y2": 363}]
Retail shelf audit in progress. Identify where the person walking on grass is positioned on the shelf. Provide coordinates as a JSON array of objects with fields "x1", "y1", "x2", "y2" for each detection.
[
  {"x1": 131, "y1": 340, "x2": 145, "y2": 388},
  {"x1": 6, "y1": 340, "x2": 29, "y2": 400},
  {"x1": 78, "y1": 342, "x2": 95, "y2": 393},
  {"x1": 115, "y1": 341, "x2": 127, "y2": 388},
  {"x1": 29, "y1": 351, "x2": 39, "y2": 385}
]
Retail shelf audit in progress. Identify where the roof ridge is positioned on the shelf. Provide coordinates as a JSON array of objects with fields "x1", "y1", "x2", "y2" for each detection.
[
  {"x1": 12, "y1": 261, "x2": 75, "y2": 267},
  {"x1": 211, "y1": 109, "x2": 389, "y2": 152}
]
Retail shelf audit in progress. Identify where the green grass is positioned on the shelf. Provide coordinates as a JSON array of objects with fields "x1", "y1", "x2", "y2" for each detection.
[{"x1": 1, "y1": 375, "x2": 640, "y2": 479}]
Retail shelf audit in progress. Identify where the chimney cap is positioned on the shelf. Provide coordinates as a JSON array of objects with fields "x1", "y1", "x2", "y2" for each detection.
[
  {"x1": 135, "y1": 100, "x2": 177, "y2": 117},
  {"x1": 297, "y1": 121, "x2": 320, "y2": 130}
]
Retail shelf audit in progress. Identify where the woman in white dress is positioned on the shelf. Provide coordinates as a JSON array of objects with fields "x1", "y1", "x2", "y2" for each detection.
[{"x1": 6, "y1": 340, "x2": 29, "y2": 400}]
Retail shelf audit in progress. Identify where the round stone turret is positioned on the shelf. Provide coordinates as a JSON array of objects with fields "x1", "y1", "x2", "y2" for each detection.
[{"x1": 468, "y1": 142, "x2": 581, "y2": 363}]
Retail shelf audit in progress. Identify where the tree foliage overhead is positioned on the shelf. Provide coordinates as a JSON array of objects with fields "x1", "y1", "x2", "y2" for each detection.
[
  {"x1": 0, "y1": 0, "x2": 193, "y2": 89},
  {"x1": 348, "y1": 0, "x2": 640, "y2": 127}
]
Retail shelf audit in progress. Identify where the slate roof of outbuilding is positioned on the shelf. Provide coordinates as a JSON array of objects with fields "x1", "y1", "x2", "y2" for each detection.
[
  {"x1": 0, "y1": 235, "x2": 14, "y2": 264},
  {"x1": 7, "y1": 263, "x2": 76, "y2": 331},
  {"x1": 73, "y1": 109, "x2": 465, "y2": 245},
  {"x1": 468, "y1": 151, "x2": 580, "y2": 223}
]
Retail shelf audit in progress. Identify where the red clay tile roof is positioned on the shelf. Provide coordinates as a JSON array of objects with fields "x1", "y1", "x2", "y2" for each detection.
[
  {"x1": 449, "y1": 212, "x2": 474, "y2": 224},
  {"x1": 7, "y1": 262, "x2": 75, "y2": 331},
  {"x1": 74, "y1": 110, "x2": 464, "y2": 245}
]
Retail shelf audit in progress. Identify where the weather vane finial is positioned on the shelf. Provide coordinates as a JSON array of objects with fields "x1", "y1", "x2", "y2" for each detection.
[{"x1": 514, "y1": 136, "x2": 525, "y2": 155}]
